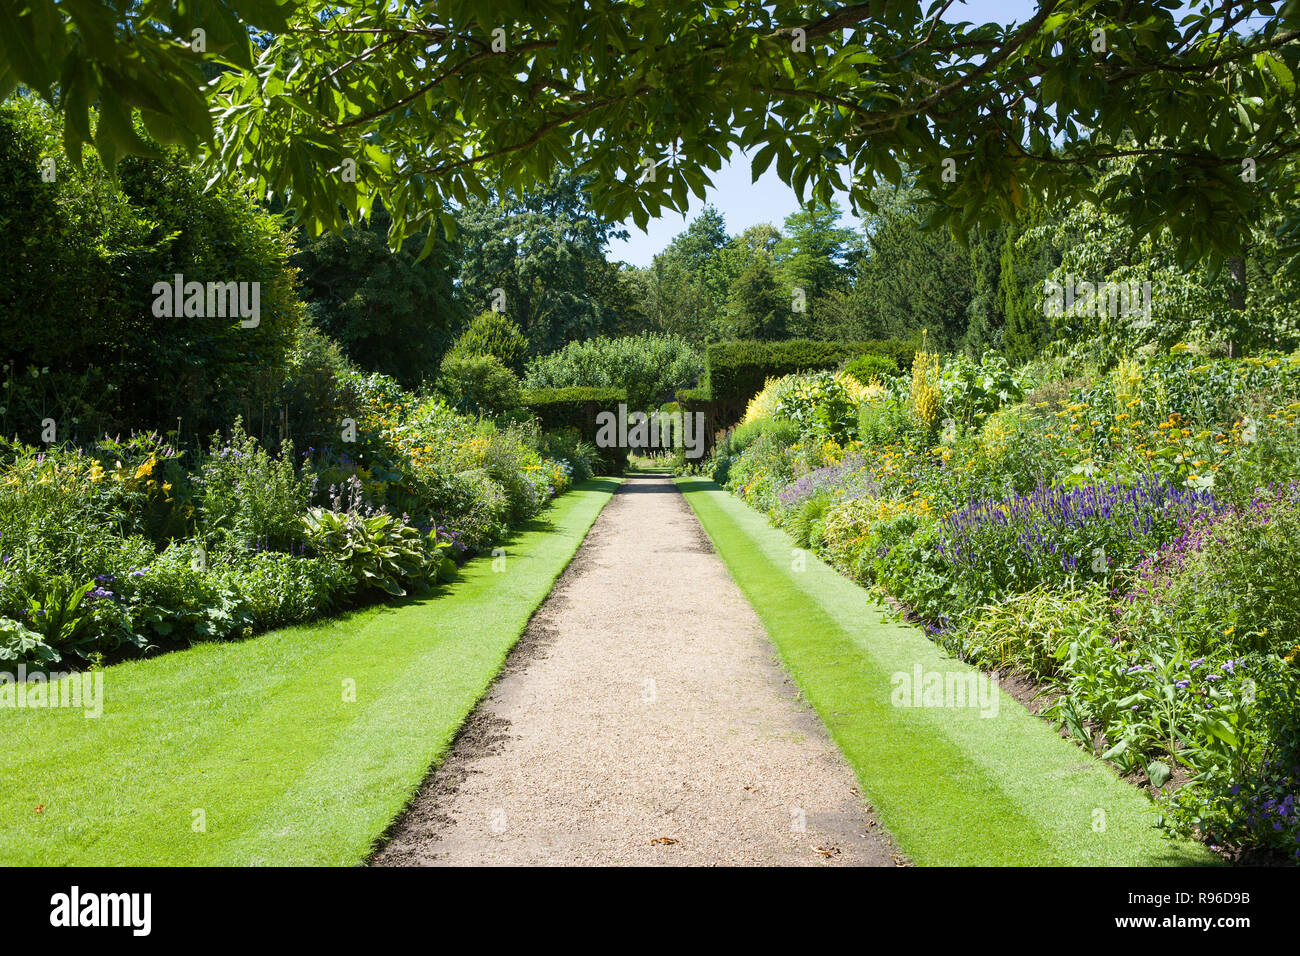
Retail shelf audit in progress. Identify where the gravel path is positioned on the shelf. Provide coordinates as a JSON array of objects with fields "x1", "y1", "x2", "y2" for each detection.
[{"x1": 374, "y1": 473, "x2": 900, "y2": 866}]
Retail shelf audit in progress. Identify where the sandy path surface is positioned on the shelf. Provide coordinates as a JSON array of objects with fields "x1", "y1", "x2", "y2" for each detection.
[{"x1": 374, "y1": 473, "x2": 900, "y2": 866}]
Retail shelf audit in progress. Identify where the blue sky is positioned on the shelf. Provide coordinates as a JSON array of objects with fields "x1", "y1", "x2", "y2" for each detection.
[{"x1": 606, "y1": 0, "x2": 1038, "y2": 266}]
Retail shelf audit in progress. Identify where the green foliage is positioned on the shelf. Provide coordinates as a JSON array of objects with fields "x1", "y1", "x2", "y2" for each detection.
[
  {"x1": 24, "y1": 576, "x2": 95, "y2": 662},
  {"x1": 197, "y1": 420, "x2": 314, "y2": 554},
  {"x1": 13, "y1": 1, "x2": 1300, "y2": 274},
  {"x1": 959, "y1": 585, "x2": 1111, "y2": 680},
  {"x1": 301, "y1": 508, "x2": 452, "y2": 598},
  {"x1": 1035, "y1": 161, "x2": 1300, "y2": 362},
  {"x1": 837, "y1": 185, "x2": 975, "y2": 348},
  {"x1": 631, "y1": 206, "x2": 732, "y2": 341},
  {"x1": 538, "y1": 430, "x2": 598, "y2": 483},
  {"x1": 279, "y1": 325, "x2": 363, "y2": 456},
  {"x1": 521, "y1": 387, "x2": 628, "y2": 474},
  {"x1": 938, "y1": 352, "x2": 1026, "y2": 430},
  {"x1": 293, "y1": 205, "x2": 464, "y2": 386},
  {"x1": 213, "y1": 551, "x2": 354, "y2": 632},
  {"x1": 774, "y1": 372, "x2": 858, "y2": 444},
  {"x1": 455, "y1": 174, "x2": 628, "y2": 353},
  {"x1": 524, "y1": 333, "x2": 702, "y2": 411},
  {"x1": 999, "y1": 203, "x2": 1061, "y2": 363},
  {"x1": 435, "y1": 352, "x2": 524, "y2": 418},
  {"x1": 705, "y1": 338, "x2": 915, "y2": 424},
  {"x1": 448, "y1": 312, "x2": 530, "y2": 375},
  {"x1": 726, "y1": 256, "x2": 789, "y2": 340},
  {"x1": 0, "y1": 95, "x2": 303, "y2": 443},
  {"x1": 843, "y1": 353, "x2": 902, "y2": 386},
  {"x1": 773, "y1": 200, "x2": 855, "y2": 336},
  {"x1": 0, "y1": 616, "x2": 56, "y2": 667}
]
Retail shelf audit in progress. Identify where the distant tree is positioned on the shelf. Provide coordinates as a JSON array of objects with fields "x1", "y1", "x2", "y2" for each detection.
[
  {"x1": 962, "y1": 226, "x2": 1007, "y2": 355},
  {"x1": 850, "y1": 187, "x2": 975, "y2": 349},
  {"x1": 293, "y1": 204, "x2": 464, "y2": 387},
  {"x1": 999, "y1": 203, "x2": 1063, "y2": 363},
  {"x1": 775, "y1": 201, "x2": 855, "y2": 336},
  {"x1": 727, "y1": 257, "x2": 788, "y2": 340},
  {"x1": 455, "y1": 173, "x2": 628, "y2": 354}
]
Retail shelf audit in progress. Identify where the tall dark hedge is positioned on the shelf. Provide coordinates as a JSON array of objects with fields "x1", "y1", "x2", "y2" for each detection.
[{"x1": 0, "y1": 95, "x2": 302, "y2": 446}]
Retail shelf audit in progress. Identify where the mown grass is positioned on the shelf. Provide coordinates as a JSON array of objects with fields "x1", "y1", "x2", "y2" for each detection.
[
  {"x1": 679, "y1": 477, "x2": 1217, "y2": 867},
  {"x1": 0, "y1": 479, "x2": 619, "y2": 866}
]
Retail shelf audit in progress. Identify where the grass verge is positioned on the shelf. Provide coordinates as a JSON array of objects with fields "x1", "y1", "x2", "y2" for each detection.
[
  {"x1": 679, "y1": 477, "x2": 1217, "y2": 866},
  {"x1": 0, "y1": 478, "x2": 619, "y2": 866}
]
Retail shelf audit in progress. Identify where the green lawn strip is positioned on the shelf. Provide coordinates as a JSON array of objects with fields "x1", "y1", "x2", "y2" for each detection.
[
  {"x1": 679, "y1": 477, "x2": 1217, "y2": 866},
  {"x1": 0, "y1": 478, "x2": 619, "y2": 866}
]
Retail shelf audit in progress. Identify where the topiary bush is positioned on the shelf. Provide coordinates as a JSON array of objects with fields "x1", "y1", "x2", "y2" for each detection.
[
  {"x1": 448, "y1": 312, "x2": 530, "y2": 374},
  {"x1": 435, "y1": 352, "x2": 524, "y2": 417}
]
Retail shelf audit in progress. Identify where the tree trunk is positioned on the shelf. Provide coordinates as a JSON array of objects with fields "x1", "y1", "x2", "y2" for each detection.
[{"x1": 1227, "y1": 255, "x2": 1246, "y2": 357}]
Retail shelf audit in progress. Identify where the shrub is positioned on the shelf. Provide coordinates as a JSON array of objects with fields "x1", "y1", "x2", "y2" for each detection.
[
  {"x1": 539, "y1": 429, "x2": 598, "y2": 482},
  {"x1": 774, "y1": 372, "x2": 859, "y2": 444},
  {"x1": 843, "y1": 353, "x2": 902, "y2": 386},
  {"x1": 435, "y1": 352, "x2": 524, "y2": 417},
  {"x1": 108, "y1": 546, "x2": 251, "y2": 646},
  {"x1": 301, "y1": 508, "x2": 453, "y2": 597},
  {"x1": 197, "y1": 419, "x2": 314, "y2": 554},
  {"x1": 521, "y1": 387, "x2": 627, "y2": 473},
  {"x1": 704, "y1": 338, "x2": 915, "y2": 426},
  {"x1": 449, "y1": 312, "x2": 529, "y2": 374},
  {"x1": 524, "y1": 333, "x2": 702, "y2": 411},
  {"x1": 281, "y1": 325, "x2": 363, "y2": 456},
  {"x1": 219, "y1": 551, "x2": 354, "y2": 630},
  {"x1": 0, "y1": 94, "x2": 304, "y2": 444},
  {"x1": 0, "y1": 436, "x2": 175, "y2": 598},
  {"x1": 938, "y1": 351, "x2": 1026, "y2": 429}
]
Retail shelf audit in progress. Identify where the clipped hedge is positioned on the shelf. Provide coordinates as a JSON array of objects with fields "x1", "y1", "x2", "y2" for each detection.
[
  {"x1": 522, "y1": 387, "x2": 627, "y2": 473},
  {"x1": 702, "y1": 338, "x2": 916, "y2": 428}
]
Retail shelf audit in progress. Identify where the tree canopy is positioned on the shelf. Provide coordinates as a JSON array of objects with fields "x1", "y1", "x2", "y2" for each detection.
[{"x1": 5, "y1": 1, "x2": 1298, "y2": 268}]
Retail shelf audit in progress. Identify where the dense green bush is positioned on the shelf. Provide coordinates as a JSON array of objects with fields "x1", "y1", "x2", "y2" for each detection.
[
  {"x1": 521, "y1": 387, "x2": 627, "y2": 473},
  {"x1": 524, "y1": 333, "x2": 702, "y2": 411},
  {"x1": 0, "y1": 95, "x2": 304, "y2": 445},
  {"x1": 435, "y1": 352, "x2": 524, "y2": 417},
  {"x1": 280, "y1": 325, "x2": 364, "y2": 457},
  {"x1": 449, "y1": 312, "x2": 530, "y2": 375},
  {"x1": 292, "y1": 206, "x2": 463, "y2": 386},
  {"x1": 842, "y1": 353, "x2": 903, "y2": 386},
  {"x1": 704, "y1": 338, "x2": 915, "y2": 426}
]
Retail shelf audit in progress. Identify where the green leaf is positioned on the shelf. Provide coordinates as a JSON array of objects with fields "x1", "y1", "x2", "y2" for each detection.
[{"x1": 1146, "y1": 761, "x2": 1172, "y2": 788}]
